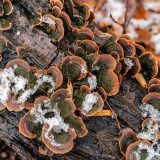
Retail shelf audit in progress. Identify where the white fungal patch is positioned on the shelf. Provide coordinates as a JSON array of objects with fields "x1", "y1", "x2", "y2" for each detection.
[
  {"x1": 124, "y1": 58, "x2": 134, "y2": 68},
  {"x1": 0, "y1": 64, "x2": 56, "y2": 107},
  {"x1": 31, "y1": 101, "x2": 69, "y2": 147},
  {"x1": 37, "y1": 74, "x2": 56, "y2": 93},
  {"x1": 130, "y1": 142, "x2": 160, "y2": 160},
  {"x1": 41, "y1": 16, "x2": 56, "y2": 26},
  {"x1": 0, "y1": 65, "x2": 28, "y2": 105},
  {"x1": 137, "y1": 119, "x2": 158, "y2": 141},
  {"x1": 82, "y1": 93, "x2": 98, "y2": 113},
  {"x1": 140, "y1": 104, "x2": 160, "y2": 122},
  {"x1": 91, "y1": 65, "x2": 100, "y2": 71},
  {"x1": 81, "y1": 64, "x2": 87, "y2": 74},
  {"x1": 18, "y1": 74, "x2": 56, "y2": 103},
  {"x1": 87, "y1": 75, "x2": 97, "y2": 90}
]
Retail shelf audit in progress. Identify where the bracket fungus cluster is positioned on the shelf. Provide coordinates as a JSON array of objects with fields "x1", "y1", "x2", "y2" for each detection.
[
  {"x1": 119, "y1": 120, "x2": 160, "y2": 160},
  {"x1": 118, "y1": 79, "x2": 160, "y2": 160},
  {"x1": 0, "y1": 0, "x2": 160, "y2": 158},
  {"x1": 0, "y1": 0, "x2": 13, "y2": 31},
  {"x1": 0, "y1": 59, "x2": 63, "y2": 111},
  {"x1": 19, "y1": 91, "x2": 88, "y2": 155}
]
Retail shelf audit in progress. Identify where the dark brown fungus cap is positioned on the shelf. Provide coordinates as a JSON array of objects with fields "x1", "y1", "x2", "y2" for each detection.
[
  {"x1": 93, "y1": 29, "x2": 124, "y2": 58},
  {"x1": 119, "y1": 128, "x2": 138, "y2": 156},
  {"x1": 61, "y1": 55, "x2": 87, "y2": 81},
  {"x1": 148, "y1": 78, "x2": 160, "y2": 88},
  {"x1": 120, "y1": 56, "x2": 141, "y2": 77},
  {"x1": 76, "y1": 40, "x2": 99, "y2": 67},
  {"x1": 0, "y1": 36, "x2": 7, "y2": 58},
  {"x1": 139, "y1": 52, "x2": 158, "y2": 78},
  {"x1": 148, "y1": 84, "x2": 160, "y2": 93},
  {"x1": 142, "y1": 92, "x2": 160, "y2": 110},
  {"x1": 3, "y1": 0, "x2": 13, "y2": 15},
  {"x1": 92, "y1": 54, "x2": 117, "y2": 71},
  {"x1": 134, "y1": 44, "x2": 145, "y2": 57},
  {"x1": 0, "y1": 19, "x2": 12, "y2": 31},
  {"x1": 42, "y1": 14, "x2": 64, "y2": 42},
  {"x1": 118, "y1": 38, "x2": 136, "y2": 57},
  {"x1": 72, "y1": 27, "x2": 94, "y2": 40},
  {"x1": 97, "y1": 70, "x2": 119, "y2": 96},
  {"x1": 119, "y1": 34, "x2": 135, "y2": 43},
  {"x1": 0, "y1": 4, "x2": 4, "y2": 16}
]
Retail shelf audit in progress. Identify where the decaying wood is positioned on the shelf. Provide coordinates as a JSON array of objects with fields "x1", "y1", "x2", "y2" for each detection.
[
  {"x1": 0, "y1": 78, "x2": 145, "y2": 160},
  {"x1": 0, "y1": 1, "x2": 146, "y2": 160}
]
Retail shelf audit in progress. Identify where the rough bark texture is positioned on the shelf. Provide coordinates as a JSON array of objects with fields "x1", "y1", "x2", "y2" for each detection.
[{"x1": 0, "y1": 1, "x2": 146, "y2": 160}]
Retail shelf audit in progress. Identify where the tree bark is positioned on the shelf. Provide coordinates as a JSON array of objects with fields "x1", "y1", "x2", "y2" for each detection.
[{"x1": 0, "y1": 1, "x2": 146, "y2": 159}]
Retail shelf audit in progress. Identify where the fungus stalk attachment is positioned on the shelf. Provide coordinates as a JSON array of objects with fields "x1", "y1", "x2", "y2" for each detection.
[
  {"x1": 94, "y1": 109, "x2": 113, "y2": 117},
  {"x1": 135, "y1": 73, "x2": 147, "y2": 89},
  {"x1": 67, "y1": 80, "x2": 73, "y2": 98}
]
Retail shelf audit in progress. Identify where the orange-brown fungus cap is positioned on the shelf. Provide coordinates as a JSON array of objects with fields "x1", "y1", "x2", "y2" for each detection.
[
  {"x1": 3, "y1": 0, "x2": 13, "y2": 15},
  {"x1": 126, "y1": 140, "x2": 151, "y2": 160},
  {"x1": 19, "y1": 112, "x2": 37, "y2": 139},
  {"x1": 139, "y1": 52, "x2": 158, "y2": 78},
  {"x1": 119, "y1": 128, "x2": 138, "y2": 156},
  {"x1": 142, "y1": 92, "x2": 160, "y2": 110},
  {"x1": 61, "y1": 55, "x2": 87, "y2": 81},
  {"x1": 148, "y1": 78, "x2": 160, "y2": 88},
  {"x1": 118, "y1": 38, "x2": 136, "y2": 57},
  {"x1": 6, "y1": 59, "x2": 30, "y2": 72},
  {"x1": 148, "y1": 84, "x2": 160, "y2": 93}
]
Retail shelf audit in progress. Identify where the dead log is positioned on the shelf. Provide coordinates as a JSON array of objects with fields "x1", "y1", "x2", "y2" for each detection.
[{"x1": 0, "y1": 1, "x2": 146, "y2": 159}]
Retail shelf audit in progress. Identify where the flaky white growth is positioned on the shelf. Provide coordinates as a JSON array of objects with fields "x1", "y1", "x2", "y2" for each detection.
[
  {"x1": 0, "y1": 65, "x2": 28, "y2": 105},
  {"x1": 81, "y1": 64, "x2": 87, "y2": 74},
  {"x1": 124, "y1": 58, "x2": 134, "y2": 68},
  {"x1": 87, "y1": 75, "x2": 97, "y2": 89},
  {"x1": 130, "y1": 142, "x2": 160, "y2": 160},
  {"x1": 41, "y1": 16, "x2": 56, "y2": 26},
  {"x1": 137, "y1": 119, "x2": 158, "y2": 141},
  {"x1": 31, "y1": 101, "x2": 69, "y2": 147},
  {"x1": 140, "y1": 104, "x2": 160, "y2": 122},
  {"x1": 91, "y1": 65, "x2": 100, "y2": 71},
  {"x1": 0, "y1": 64, "x2": 56, "y2": 107},
  {"x1": 82, "y1": 93, "x2": 98, "y2": 113},
  {"x1": 37, "y1": 74, "x2": 56, "y2": 93},
  {"x1": 18, "y1": 74, "x2": 55, "y2": 103}
]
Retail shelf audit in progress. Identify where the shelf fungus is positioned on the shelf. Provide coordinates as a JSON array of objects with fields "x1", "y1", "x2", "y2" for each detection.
[
  {"x1": 139, "y1": 52, "x2": 158, "y2": 78},
  {"x1": 61, "y1": 55, "x2": 88, "y2": 81},
  {"x1": 142, "y1": 92, "x2": 160, "y2": 110},
  {"x1": 120, "y1": 56, "x2": 141, "y2": 77},
  {"x1": 75, "y1": 40, "x2": 99, "y2": 67},
  {"x1": 0, "y1": 35, "x2": 7, "y2": 61},
  {"x1": 0, "y1": 0, "x2": 13, "y2": 30},
  {"x1": 119, "y1": 128, "x2": 138, "y2": 156},
  {"x1": 93, "y1": 30, "x2": 124, "y2": 58},
  {"x1": 0, "y1": 59, "x2": 63, "y2": 111},
  {"x1": 73, "y1": 85, "x2": 104, "y2": 116},
  {"x1": 92, "y1": 54, "x2": 120, "y2": 96},
  {"x1": 30, "y1": 14, "x2": 64, "y2": 42},
  {"x1": 19, "y1": 89, "x2": 88, "y2": 155},
  {"x1": 137, "y1": 118, "x2": 159, "y2": 142},
  {"x1": 63, "y1": 0, "x2": 90, "y2": 29},
  {"x1": 125, "y1": 140, "x2": 152, "y2": 160}
]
